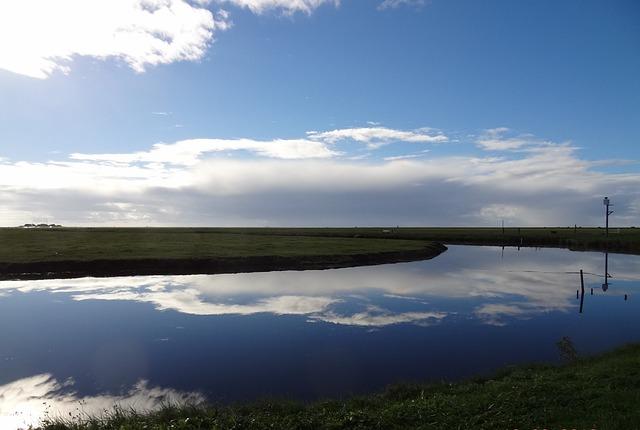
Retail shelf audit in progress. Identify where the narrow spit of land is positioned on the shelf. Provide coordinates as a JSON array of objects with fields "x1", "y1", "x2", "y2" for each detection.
[
  {"x1": 38, "y1": 343, "x2": 640, "y2": 430},
  {"x1": 0, "y1": 228, "x2": 446, "y2": 280}
]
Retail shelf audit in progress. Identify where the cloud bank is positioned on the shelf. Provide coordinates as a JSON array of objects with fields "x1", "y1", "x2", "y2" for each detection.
[{"x1": 0, "y1": 126, "x2": 638, "y2": 227}]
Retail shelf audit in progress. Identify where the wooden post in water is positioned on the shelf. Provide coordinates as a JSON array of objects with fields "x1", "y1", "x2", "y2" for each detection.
[{"x1": 579, "y1": 269, "x2": 585, "y2": 314}]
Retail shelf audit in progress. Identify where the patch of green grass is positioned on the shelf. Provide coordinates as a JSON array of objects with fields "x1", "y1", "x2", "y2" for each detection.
[
  {"x1": 209, "y1": 226, "x2": 640, "y2": 254},
  {"x1": 0, "y1": 228, "x2": 439, "y2": 264},
  {"x1": 37, "y1": 343, "x2": 640, "y2": 429}
]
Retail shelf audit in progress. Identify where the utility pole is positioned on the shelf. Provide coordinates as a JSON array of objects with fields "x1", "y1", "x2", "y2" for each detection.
[{"x1": 603, "y1": 197, "x2": 614, "y2": 237}]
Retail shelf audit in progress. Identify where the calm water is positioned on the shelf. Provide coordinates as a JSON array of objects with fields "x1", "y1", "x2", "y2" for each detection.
[{"x1": 1, "y1": 245, "x2": 639, "y2": 428}]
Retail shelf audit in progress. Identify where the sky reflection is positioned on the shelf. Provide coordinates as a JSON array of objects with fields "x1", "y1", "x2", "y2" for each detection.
[
  {"x1": 1, "y1": 246, "x2": 639, "y2": 428},
  {"x1": 0, "y1": 246, "x2": 637, "y2": 327}
]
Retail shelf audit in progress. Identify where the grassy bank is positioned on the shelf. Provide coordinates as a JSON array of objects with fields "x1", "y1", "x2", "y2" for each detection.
[
  {"x1": 2, "y1": 226, "x2": 638, "y2": 279},
  {"x1": 38, "y1": 343, "x2": 640, "y2": 430},
  {"x1": 0, "y1": 228, "x2": 442, "y2": 263},
  {"x1": 0, "y1": 228, "x2": 445, "y2": 279}
]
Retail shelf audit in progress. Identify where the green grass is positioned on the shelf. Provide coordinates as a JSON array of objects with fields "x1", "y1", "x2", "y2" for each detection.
[
  {"x1": 37, "y1": 343, "x2": 640, "y2": 430},
  {"x1": 207, "y1": 226, "x2": 640, "y2": 254},
  {"x1": 0, "y1": 228, "x2": 439, "y2": 264},
  {"x1": 1, "y1": 227, "x2": 639, "y2": 265}
]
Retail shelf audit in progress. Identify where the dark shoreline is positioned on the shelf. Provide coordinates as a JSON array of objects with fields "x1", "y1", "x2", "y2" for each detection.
[{"x1": 0, "y1": 244, "x2": 447, "y2": 281}]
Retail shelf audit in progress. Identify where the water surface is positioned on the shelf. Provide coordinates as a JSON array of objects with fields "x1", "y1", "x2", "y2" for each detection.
[{"x1": 1, "y1": 245, "x2": 639, "y2": 428}]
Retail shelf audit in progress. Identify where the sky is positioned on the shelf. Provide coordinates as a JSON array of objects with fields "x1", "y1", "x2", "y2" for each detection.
[{"x1": 0, "y1": 0, "x2": 638, "y2": 227}]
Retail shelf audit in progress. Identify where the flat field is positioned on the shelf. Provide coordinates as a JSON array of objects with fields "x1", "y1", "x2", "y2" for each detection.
[
  {"x1": 207, "y1": 226, "x2": 640, "y2": 254},
  {"x1": 0, "y1": 228, "x2": 445, "y2": 279},
  {"x1": 0, "y1": 228, "x2": 438, "y2": 263}
]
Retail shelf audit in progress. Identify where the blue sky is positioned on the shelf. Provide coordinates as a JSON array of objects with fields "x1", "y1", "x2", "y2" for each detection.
[{"x1": 0, "y1": 0, "x2": 639, "y2": 226}]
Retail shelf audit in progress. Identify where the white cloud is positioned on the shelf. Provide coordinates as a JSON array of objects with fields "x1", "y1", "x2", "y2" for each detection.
[
  {"x1": 70, "y1": 137, "x2": 338, "y2": 165},
  {"x1": 217, "y1": 0, "x2": 339, "y2": 15},
  {"x1": 0, "y1": 0, "x2": 230, "y2": 79},
  {"x1": 383, "y1": 152, "x2": 428, "y2": 161},
  {"x1": 475, "y1": 127, "x2": 557, "y2": 151},
  {"x1": 308, "y1": 126, "x2": 448, "y2": 148},
  {"x1": 378, "y1": 0, "x2": 426, "y2": 10}
]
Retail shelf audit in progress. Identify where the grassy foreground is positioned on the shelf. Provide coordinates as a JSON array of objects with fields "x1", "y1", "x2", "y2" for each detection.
[{"x1": 38, "y1": 343, "x2": 640, "y2": 430}]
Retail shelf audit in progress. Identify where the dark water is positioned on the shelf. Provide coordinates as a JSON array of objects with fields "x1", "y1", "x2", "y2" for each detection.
[{"x1": 1, "y1": 245, "x2": 639, "y2": 428}]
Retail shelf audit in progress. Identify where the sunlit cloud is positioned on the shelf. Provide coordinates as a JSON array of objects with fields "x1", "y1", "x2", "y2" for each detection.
[
  {"x1": 0, "y1": 0, "x2": 230, "y2": 79},
  {"x1": 216, "y1": 0, "x2": 339, "y2": 15},
  {"x1": 307, "y1": 126, "x2": 448, "y2": 148},
  {"x1": 475, "y1": 127, "x2": 557, "y2": 152},
  {"x1": 70, "y1": 138, "x2": 338, "y2": 165}
]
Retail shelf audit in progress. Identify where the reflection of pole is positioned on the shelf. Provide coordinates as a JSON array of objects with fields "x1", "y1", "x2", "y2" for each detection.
[
  {"x1": 602, "y1": 250, "x2": 610, "y2": 292},
  {"x1": 579, "y1": 269, "x2": 585, "y2": 314}
]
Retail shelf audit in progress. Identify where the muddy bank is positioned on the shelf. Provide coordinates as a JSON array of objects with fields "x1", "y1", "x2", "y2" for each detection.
[{"x1": 0, "y1": 244, "x2": 447, "y2": 281}]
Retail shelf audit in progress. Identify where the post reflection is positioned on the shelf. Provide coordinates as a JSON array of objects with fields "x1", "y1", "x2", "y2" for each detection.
[
  {"x1": 576, "y1": 249, "x2": 631, "y2": 314},
  {"x1": 602, "y1": 249, "x2": 611, "y2": 292}
]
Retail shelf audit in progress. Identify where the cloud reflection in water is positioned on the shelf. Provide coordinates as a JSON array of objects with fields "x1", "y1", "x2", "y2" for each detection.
[
  {"x1": 0, "y1": 374, "x2": 202, "y2": 430},
  {"x1": 0, "y1": 246, "x2": 637, "y2": 327}
]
